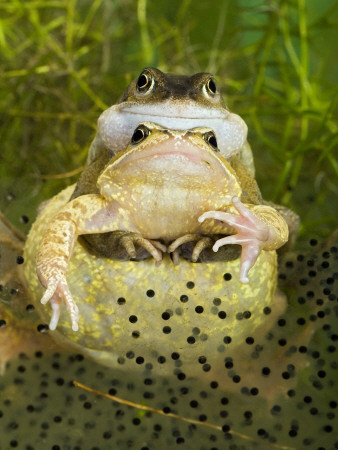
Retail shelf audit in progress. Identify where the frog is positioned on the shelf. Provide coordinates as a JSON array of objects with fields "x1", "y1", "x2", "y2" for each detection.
[
  {"x1": 81, "y1": 67, "x2": 298, "y2": 262},
  {"x1": 88, "y1": 67, "x2": 253, "y2": 174},
  {"x1": 33, "y1": 122, "x2": 288, "y2": 333},
  {"x1": 72, "y1": 149, "x2": 298, "y2": 265}
]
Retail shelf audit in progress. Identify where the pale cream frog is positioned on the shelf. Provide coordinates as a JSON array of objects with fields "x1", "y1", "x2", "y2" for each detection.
[{"x1": 36, "y1": 123, "x2": 288, "y2": 332}]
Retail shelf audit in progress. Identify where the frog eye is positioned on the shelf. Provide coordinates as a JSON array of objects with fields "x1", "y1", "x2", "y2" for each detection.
[
  {"x1": 204, "y1": 131, "x2": 218, "y2": 151},
  {"x1": 136, "y1": 70, "x2": 154, "y2": 94},
  {"x1": 204, "y1": 77, "x2": 217, "y2": 96},
  {"x1": 131, "y1": 125, "x2": 150, "y2": 144}
]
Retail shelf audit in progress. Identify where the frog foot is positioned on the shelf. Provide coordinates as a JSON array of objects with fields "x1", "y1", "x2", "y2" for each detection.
[
  {"x1": 120, "y1": 232, "x2": 165, "y2": 263},
  {"x1": 40, "y1": 275, "x2": 79, "y2": 332},
  {"x1": 198, "y1": 196, "x2": 270, "y2": 284},
  {"x1": 168, "y1": 235, "x2": 214, "y2": 264}
]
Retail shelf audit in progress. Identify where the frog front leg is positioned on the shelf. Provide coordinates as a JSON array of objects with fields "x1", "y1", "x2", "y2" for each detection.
[
  {"x1": 199, "y1": 196, "x2": 289, "y2": 283},
  {"x1": 37, "y1": 213, "x2": 80, "y2": 331},
  {"x1": 36, "y1": 195, "x2": 162, "y2": 331}
]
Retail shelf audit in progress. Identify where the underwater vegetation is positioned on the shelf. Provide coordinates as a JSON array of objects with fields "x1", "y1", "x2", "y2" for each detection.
[
  {"x1": 0, "y1": 0, "x2": 337, "y2": 236},
  {"x1": 0, "y1": 0, "x2": 337, "y2": 449}
]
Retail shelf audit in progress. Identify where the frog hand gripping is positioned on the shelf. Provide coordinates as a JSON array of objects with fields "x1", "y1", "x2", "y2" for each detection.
[
  {"x1": 199, "y1": 196, "x2": 289, "y2": 283},
  {"x1": 36, "y1": 196, "x2": 162, "y2": 331}
]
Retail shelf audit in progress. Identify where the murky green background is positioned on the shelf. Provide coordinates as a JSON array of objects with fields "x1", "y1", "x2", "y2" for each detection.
[
  {"x1": 0, "y1": 1, "x2": 337, "y2": 449},
  {"x1": 0, "y1": 0, "x2": 337, "y2": 240}
]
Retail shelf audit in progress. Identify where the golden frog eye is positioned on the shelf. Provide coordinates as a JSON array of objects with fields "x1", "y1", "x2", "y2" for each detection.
[
  {"x1": 136, "y1": 70, "x2": 154, "y2": 93},
  {"x1": 204, "y1": 131, "x2": 218, "y2": 151},
  {"x1": 131, "y1": 125, "x2": 150, "y2": 144},
  {"x1": 205, "y1": 77, "x2": 217, "y2": 96}
]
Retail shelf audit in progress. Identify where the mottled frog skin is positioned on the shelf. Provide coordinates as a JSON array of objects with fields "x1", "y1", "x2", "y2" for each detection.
[{"x1": 27, "y1": 123, "x2": 288, "y2": 337}]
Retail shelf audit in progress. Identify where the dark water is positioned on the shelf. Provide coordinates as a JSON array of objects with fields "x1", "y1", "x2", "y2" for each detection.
[{"x1": 0, "y1": 229, "x2": 337, "y2": 450}]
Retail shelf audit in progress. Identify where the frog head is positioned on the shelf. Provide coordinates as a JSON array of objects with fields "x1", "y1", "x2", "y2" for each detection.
[
  {"x1": 92, "y1": 68, "x2": 247, "y2": 162},
  {"x1": 97, "y1": 122, "x2": 242, "y2": 234}
]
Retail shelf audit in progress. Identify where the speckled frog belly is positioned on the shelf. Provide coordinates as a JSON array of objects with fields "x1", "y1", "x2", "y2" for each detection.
[
  {"x1": 122, "y1": 183, "x2": 231, "y2": 240},
  {"x1": 24, "y1": 185, "x2": 285, "y2": 375}
]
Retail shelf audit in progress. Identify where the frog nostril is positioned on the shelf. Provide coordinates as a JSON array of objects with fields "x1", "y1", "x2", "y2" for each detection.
[
  {"x1": 204, "y1": 131, "x2": 218, "y2": 150},
  {"x1": 205, "y1": 78, "x2": 217, "y2": 95},
  {"x1": 136, "y1": 71, "x2": 154, "y2": 93},
  {"x1": 131, "y1": 125, "x2": 150, "y2": 144}
]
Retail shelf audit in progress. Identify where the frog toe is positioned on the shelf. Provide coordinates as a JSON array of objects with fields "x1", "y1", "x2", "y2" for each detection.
[
  {"x1": 44, "y1": 279, "x2": 79, "y2": 331},
  {"x1": 120, "y1": 232, "x2": 163, "y2": 262},
  {"x1": 59, "y1": 280, "x2": 79, "y2": 331},
  {"x1": 191, "y1": 236, "x2": 214, "y2": 262},
  {"x1": 168, "y1": 234, "x2": 202, "y2": 254},
  {"x1": 168, "y1": 234, "x2": 205, "y2": 264},
  {"x1": 49, "y1": 298, "x2": 62, "y2": 330},
  {"x1": 40, "y1": 280, "x2": 59, "y2": 305},
  {"x1": 169, "y1": 234, "x2": 228, "y2": 263}
]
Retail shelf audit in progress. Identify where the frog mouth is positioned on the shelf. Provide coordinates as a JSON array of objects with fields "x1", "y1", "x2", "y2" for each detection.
[
  {"x1": 98, "y1": 133, "x2": 242, "y2": 202},
  {"x1": 108, "y1": 134, "x2": 227, "y2": 176},
  {"x1": 98, "y1": 102, "x2": 248, "y2": 157}
]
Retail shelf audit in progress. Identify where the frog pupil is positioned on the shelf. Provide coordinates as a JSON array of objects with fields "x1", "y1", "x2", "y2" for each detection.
[
  {"x1": 132, "y1": 126, "x2": 149, "y2": 144},
  {"x1": 206, "y1": 133, "x2": 217, "y2": 149},
  {"x1": 207, "y1": 78, "x2": 216, "y2": 94},
  {"x1": 137, "y1": 74, "x2": 147, "y2": 87},
  {"x1": 136, "y1": 73, "x2": 152, "y2": 92}
]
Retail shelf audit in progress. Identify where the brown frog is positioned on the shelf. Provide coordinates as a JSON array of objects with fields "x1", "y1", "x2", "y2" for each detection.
[{"x1": 88, "y1": 67, "x2": 253, "y2": 171}]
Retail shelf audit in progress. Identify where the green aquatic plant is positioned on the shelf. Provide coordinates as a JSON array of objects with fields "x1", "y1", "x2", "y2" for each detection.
[
  {"x1": 0, "y1": 2, "x2": 338, "y2": 449},
  {"x1": 0, "y1": 0, "x2": 337, "y2": 239}
]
